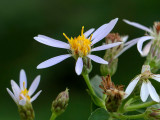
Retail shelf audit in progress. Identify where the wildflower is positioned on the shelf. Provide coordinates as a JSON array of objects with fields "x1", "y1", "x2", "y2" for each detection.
[
  {"x1": 99, "y1": 75, "x2": 125, "y2": 112},
  {"x1": 125, "y1": 65, "x2": 160, "y2": 102},
  {"x1": 120, "y1": 19, "x2": 160, "y2": 57},
  {"x1": 34, "y1": 18, "x2": 122, "y2": 75},
  {"x1": 100, "y1": 33, "x2": 128, "y2": 76},
  {"x1": 6, "y1": 69, "x2": 42, "y2": 106}
]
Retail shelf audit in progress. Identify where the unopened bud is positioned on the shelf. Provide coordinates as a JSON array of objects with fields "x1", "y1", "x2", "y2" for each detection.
[
  {"x1": 51, "y1": 88, "x2": 69, "y2": 117},
  {"x1": 145, "y1": 107, "x2": 160, "y2": 120},
  {"x1": 100, "y1": 33, "x2": 127, "y2": 76},
  {"x1": 18, "y1": 100, "x2": 35, "y2": 120},
  {"x1": 99, "y1": 75, "x2": 125, "y2": 112}
]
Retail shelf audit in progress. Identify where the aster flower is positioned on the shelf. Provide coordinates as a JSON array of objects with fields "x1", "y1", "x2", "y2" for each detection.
[
  {"x1": 125, "y1": 65, "x2": 160, "y2": 102},
  {"x1": 34, "y1": 18, "x2": 122, "y2": 75},
  {"x1": 7, "y1": 69, "x2": 42, "y2": 106},
  {"x1": 118, "y1": 19, "x2": 160, "y2": 57}
]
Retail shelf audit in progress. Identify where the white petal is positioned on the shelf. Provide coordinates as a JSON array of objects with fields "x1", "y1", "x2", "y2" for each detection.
[
  {"x1": 151, "y1": 74, "x2": 160, "y2": 82},
  {"x1": 141, "y1": 65, "x2": 151, "y2": 73},
  {"x1": 147, "y1": 81, "x2": 160, "y2": 102},
  {"x1": 124, "y1": 37, "x2": 140, "y2": 46},
  {"x1": 19, "y1": 99, "x2": 26, "y2": 106},
  {"x1": 6, "y1": 88, "x2": 17, "y2": 104},
  {"x1": 114, "y1": 38, "x2": 139, "y2": 58},
  {"x1": 124, "y1": 75, "x2": 140, "y2": 99},
  {"x1": 92, "y1": 18, "x2": 118, "y2": 45},
  {"x1": 123, "y1": 19, "x2": 152, "y2": 33},
  {"x1": 91, "y1": 42, "x2": 122, "y2": 52},
  {"x1": 37, "y1": 54, "x2": 71, "y2": 69},
  {"x1": 31, "y1": 90, "x2": 42, "y2": 102},
  {"x1": 137, "y1": 36, "x2": 154, "y2": 56},
  {"x1": 87, "y1": 54, "x2": 108, "y2": 64},
  {"x1": 75, "y1": 57, "x2": 83, "y2": 75},
  {"x1": 34, "y1": 35, "x2": 70, "y2": 49},
  {"x1": 92, "y1": 24, "x2": 108, "y2": 40},
  {"x1": 142, "y1": 41, "x2": 152, "y2": 57},
  {"x1": 140, "y1": 82, "x2": 149, "y2": 102},
  {"x1": 28, "y1": 75, "x2": 41, "y2": 96},
  {"x1": 11, "y1": 80, "x2": 21, "y2": 101},
  {"x1": 84, "y1": 28, "x2": 95, "y2": 38},
  {"x1": 121, "y1": 36, "x2": 128, "y2": 43},
  {"x1": 20, "y1": 69, "x2": 27, "y2": 90}
]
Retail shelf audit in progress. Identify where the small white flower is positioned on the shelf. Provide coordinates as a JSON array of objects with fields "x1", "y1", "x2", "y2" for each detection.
[
  {"x1": 34, "y1": 18, "x2": 122, "y2": 75},
  {"x1": 117, "y1": 19, "x2": 160, "y2": 57},
  {"x1": 7, "y1": 69, "x2": 42, "y2": 106},
  {"x1": 125, "y1": 65, "x2": 160, "y2": 102}
]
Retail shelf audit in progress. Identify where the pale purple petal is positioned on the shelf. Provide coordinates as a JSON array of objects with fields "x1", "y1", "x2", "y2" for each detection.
[
  {"x1": 84, "y1": 28, "x2": 95, "y2": 38},
  {"x1": 124, "y1": 75, "x2": 140, "y2": 99},
  {"x1": 75, "y1": 57, "x2": 83, "y2": 75},
  {"x1": 37, "y1": 54, "x2": 71, "y2": 69},
  {"x1": 6, "y1": 88, "x2": 17, "y2": 104},
  {"x1": 123, "y1": 19, "x2": 152, "y2": 33},
  {"x1": 91, "y1": 42, "x2": 122, "y2": 52},
  {"x1": 20, "y1": 69, "x2": 27, "y2": 90},
  {"x1": 115, "y1": 38, "x2": 139, "y2": 58},
  {"x1": 92, "y1": 18, "x2": 118, "y2": 45},
  {"x1": 147, "y1": 81, "x2": 160, "y2": 102},
  {"x1": 87, "y1": 55, "x2": 108, "y2": 64},
  {"x1": 11, "y1": 80, "x2": 21, "y2": 101},
  {"x1": 151, "y1": 74, "x2": 160, "y2": 82},
  {"x1": 121, "y1": 36, "x2": 128, "y2": 43},
  {"x1": 92, "y1": 24, "x2": 108, "y2": 40},
  {"x1": 140, "y1": 82, "x2": 149, "y2": 102},
  {"x1": 28, "y1": 75, "x2": 41, "y2": 96},
  {"x1": 137, "y1": 36, "x2": 154, "y2": 56},
  {"x1": 142, "y1": 41, "x2": 152, "y2": 57},
  {"x1": 34, "y1": 35, "x2": 70, "y2": 49},
  {"x1": 31, "y1": 90, "x2": 42, "y2": 102}
]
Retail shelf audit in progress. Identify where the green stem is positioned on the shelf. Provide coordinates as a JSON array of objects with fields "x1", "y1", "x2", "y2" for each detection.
[
  {"x1": 50, "y1": 113, "x2": 57, "y2": 120},
  {"x1": 126, "y1": 101, "x2": 157, "y2": 112},
  {"x1": 112, "y1": 113, "x2": 145, "y2": 119},
  {"x1": 82, "y1": 74, "x2": 96, "y2": 96},
  {"x1": 82, "y1": 73, "x2": 105, "y2": 108}
]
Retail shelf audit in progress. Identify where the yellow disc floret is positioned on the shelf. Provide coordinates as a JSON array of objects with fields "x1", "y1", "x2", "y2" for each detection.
[
  {"x1": 19, "y1": 82, "x2": 31, "y2": 101},
  {"x1": 63, "y1": 26, "x2": 92, "y2": 57}
]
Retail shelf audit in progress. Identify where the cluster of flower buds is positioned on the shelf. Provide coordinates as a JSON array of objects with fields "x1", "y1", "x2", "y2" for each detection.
[
  {"x1": 99, "y1": 75, "x2": 125, "y2": 112},
  {"x1": 145, "y1": 107, "x2": 160, "y2": 120},
  {"x1": 51, "y1": 88, "x2": 69, "y2": 117},
  {"x1": 100, "y1": 33, "x2": 128, "y2": 76}
]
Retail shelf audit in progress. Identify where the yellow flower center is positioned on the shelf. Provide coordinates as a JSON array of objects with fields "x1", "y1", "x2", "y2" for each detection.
[
  {"x1": 63, "y1": 26, "x2": 92, "y2": 57},
  {"x1": 19, "y1": 82, "x2": 31, "y2": 101}
]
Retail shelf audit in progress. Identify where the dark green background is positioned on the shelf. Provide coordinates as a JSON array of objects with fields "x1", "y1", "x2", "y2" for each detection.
[{"x1": 0, "y1": 0, "x2": 160, "y2": 119}]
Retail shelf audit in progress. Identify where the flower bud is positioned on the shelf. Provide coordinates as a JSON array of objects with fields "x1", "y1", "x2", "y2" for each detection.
[
  {"x1": 100, "y1": 33, "x2": 127, "y2": 76},
  {"x1": 145, "y1": 107, "x2": 160, "y2": 120},
  {"x1": 18, "y1": 100, "x2": 35, "y2": 120},
  {"x1": 145, "y1": 22, "x2": 160, "y2": 73},
  {"x1": 99, "y1": 75, "x2": 125, "y2": 112},
  {"x1": 51, "y1": 88, "x2": 69, "y2": 117}
]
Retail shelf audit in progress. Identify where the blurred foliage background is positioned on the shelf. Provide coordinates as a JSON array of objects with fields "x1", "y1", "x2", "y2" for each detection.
[{"x1": 0, "y1": 0, "x2": 160, "y2": 119}]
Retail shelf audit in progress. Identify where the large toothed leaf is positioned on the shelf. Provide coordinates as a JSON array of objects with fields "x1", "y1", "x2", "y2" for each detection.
[
  {"x1": 90, "y1": 75, "x2": 103, "y2": 99},
  {"x1": 88, "y1": 108, "x2": 109, "y2": 120}
]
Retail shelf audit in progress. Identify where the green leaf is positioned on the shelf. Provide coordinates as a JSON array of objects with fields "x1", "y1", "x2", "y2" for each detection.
[
  {"x1": 90, "y1": 75, "x2": 103, "y2": 99},
  {"x1": 88, "y1": 108, "x2": 109, "y2": 120}
]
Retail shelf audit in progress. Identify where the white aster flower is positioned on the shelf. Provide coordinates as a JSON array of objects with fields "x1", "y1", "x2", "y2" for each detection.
[
  {"x1": 116, "y1": 19, "x2": 160, "y2": 57},
  {"x1": 34, "y1": 18, "x2": 122, "y2": 75},
  {"x1": 124, "y1": 65, "x2": 160, "y2": 102},
  {"x1": 7, "y1": 69, "x2": 42, "y2": 106}
]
